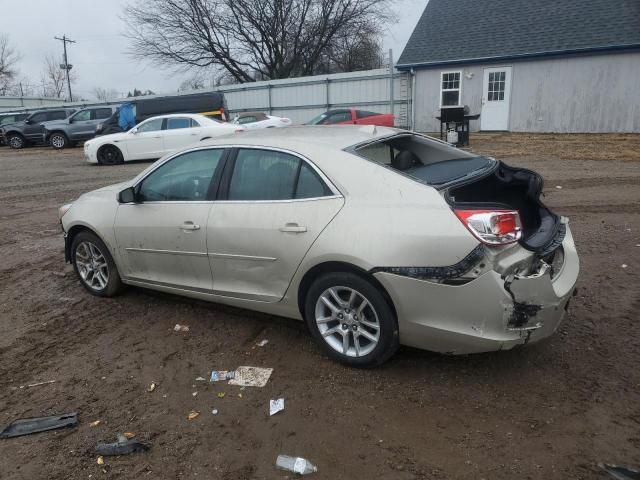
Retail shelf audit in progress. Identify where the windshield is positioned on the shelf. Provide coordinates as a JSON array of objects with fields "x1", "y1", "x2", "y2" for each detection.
[{"x1": 306, "y1": 113, "x2": 328, "y2": 125}]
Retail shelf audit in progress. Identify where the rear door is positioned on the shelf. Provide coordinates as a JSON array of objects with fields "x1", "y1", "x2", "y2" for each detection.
[
  {"x1": 207, "y1": 147, "x2": 343, "y2": 302},
  {"x1": 125, "y1": 117, "x2": 165, "y2": 159},
  {"x1": 114, "y1": 147, "x2": 226, "y2": 290}
]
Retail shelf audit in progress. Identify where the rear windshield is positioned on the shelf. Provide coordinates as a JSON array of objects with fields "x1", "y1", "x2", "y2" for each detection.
[{"x1": 353, "y1": 133, "x2": 495, "y2": 187}]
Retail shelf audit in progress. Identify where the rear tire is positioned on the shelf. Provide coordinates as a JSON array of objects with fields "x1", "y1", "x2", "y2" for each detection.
[
  {"x1": 97, "y1": 145, "x2": 124, "y2": 165},
  {"x1": 304, "y1": 272, "x2": 399, "y2": 367},
  {"x1": 49, "y1": 132, "x2": 69, "y2": 149},
  {"x1": 71, "y1": 231, "x2": 123, "y2": 297},
  {"x1": 7, "y1": 133, "x2": 26, "y2": 149}
]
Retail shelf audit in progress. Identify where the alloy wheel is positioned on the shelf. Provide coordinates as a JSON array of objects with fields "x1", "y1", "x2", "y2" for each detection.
[
  {"x1": 51, "y1": 134, "x2": 66, "y2": 149},
  {"x1": 8, "y1": 136, "x2": 23, "y2": 149},
  {"x1": 75, "y1": 241, "x2": 109, "y2": 291},
  {"x1": 314, "y1": 286, "x2": 381, "y2": 357}
]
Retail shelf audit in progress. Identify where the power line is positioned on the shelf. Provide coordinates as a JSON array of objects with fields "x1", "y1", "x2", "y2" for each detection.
[{"x1": 54, "y1": 35, "x2": 76, "y2": 101}]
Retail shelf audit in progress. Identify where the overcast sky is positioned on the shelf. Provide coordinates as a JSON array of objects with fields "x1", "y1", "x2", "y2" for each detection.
[{"x1": 3, "y1": 0, "x2": 425, "y2": 100}]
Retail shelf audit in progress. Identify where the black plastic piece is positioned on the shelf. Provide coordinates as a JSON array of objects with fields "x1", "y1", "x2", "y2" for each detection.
[
  {"x1": 0, "y1": 413, "x2": 78, "y2": 439},
  {"x1": 96, "y1": 438, "x2": 150, "y2": 456}
]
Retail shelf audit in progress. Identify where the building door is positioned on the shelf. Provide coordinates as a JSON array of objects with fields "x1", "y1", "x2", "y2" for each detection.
[{"x1": 481, "y1": 67, "x2": 512, "y2": 130}]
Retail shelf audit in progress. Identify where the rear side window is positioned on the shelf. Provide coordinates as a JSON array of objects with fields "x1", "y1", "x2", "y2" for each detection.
[
  {"x1": 228, "y1": 149, "x2": 332, "y2": 201},
  {"x1": 94, "y1": 108, "x2": 113, "y2": 120},
  {"x1": 48, "y1": 111, "x2": 68, "y2": 121},
  {"x1": 138, "y1": 149, "x2": 224, "y2": 202},
  {"x1": 237, "y1": 116, "x2": 257, "y2": 124},
  {"x1": 166, "y1": 117, "x2": 192, "y2": 130}
]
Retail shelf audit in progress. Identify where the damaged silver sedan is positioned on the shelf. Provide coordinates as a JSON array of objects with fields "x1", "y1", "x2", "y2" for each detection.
[{"x1": 59, "y1": 126, "x2": 579, "y2": 367}]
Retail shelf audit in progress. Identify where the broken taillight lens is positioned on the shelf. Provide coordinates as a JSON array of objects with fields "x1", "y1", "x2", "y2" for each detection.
[{"x1": 454, "y1": 209, "x2": 522, "y2": 245}]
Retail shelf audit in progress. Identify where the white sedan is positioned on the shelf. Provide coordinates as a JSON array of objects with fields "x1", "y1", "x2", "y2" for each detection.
[
  {"x1": 232, "y1": 111, "x2": 292, "y2": 130},
  {"x1": 84, "y1": 114, "x2": 243, "y2": 165}
]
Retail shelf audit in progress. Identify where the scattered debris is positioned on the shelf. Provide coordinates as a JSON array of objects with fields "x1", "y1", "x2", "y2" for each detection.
[
  {"x1": 123, "y1": 432, "x2": 136, "y2": 439},
  {"x1": 598, "y1": 463, "x2": 640, "y2": 480},
  {"x1": 96, "y1": 434, "x2": 149, "y2": 456},
  {"x1": 217, "y1": 392, "x2": 226, "y2": 398},
  {"x1": 211, "y1": 409, "x2": 218, "y2": 415},
  {"x1": 173, "y1": 324, "x2": 189, "y2": 332},
  {"x1": 195, "y1": 377, "x2": 206, "y2": 382},
  {"x1": 270, "y1": 398, "x2": 285, "y2": 416},
  {"x1": 89, "y1": 420, "x2": 101, "y2": 428},
  {"x1": 257, "y1": 339, "x2": 269, "y2": 347},
  {"x1": 555, "y1": 185, "x2": 563, "y2": 189},
  {"x1": 210, "y1": 370, "x2": 235, "y2": 382},
  {"x1": 192, "y1": 392, "x2": 198, "y2": 397},
  {"x1": 97, "y1": 456, "x2": 104, "y2": 465},
  {"x1": 276, "y1": 455, "x2": 317, "y2": 475},
  {"x1": 21, "y1": 380, "x2": 56, "y2": 389},
  {"x1": 0, "y1": 412, "x2": 78, "y2": 439},
  {"x1": 187, "y1": 411, "x2": 200, "y2": 420},
  {"x1": 229, "y1": 366, "x2": 273, "y2": 387},
  {"x1": 147, "y1": 383, "x2": 156, "y2": 392},
  {"x1": 621, "y1": 264, "x2": 628, "y2": 269}
]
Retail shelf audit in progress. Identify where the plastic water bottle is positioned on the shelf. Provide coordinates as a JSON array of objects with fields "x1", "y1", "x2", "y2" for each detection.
[{"x1": 276, "y1": 455, "x2": 317, "y2": 475}]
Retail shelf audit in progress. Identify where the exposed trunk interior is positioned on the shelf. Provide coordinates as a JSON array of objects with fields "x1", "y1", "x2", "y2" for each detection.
[{"x1": 446, "y1": 162, "x2": 565, "y2": 254}]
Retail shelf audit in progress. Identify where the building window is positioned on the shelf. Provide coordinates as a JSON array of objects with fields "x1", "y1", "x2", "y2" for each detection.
[
  {"x1": 440, "y1": 71, "x2": 462, "y2": 107},
  {"x1": 487, "y1": 71, "x2": 506, "y2": 101}
]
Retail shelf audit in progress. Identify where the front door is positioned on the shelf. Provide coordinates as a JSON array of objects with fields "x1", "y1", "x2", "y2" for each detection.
[
  {"x1": 207, "y1": 147, "x2": 343, "y2": 302},
  {"x1": 481, "y1": 67, "x2": 512, "y2": 131},
  {"x1": 114, "y1": 148, "x2": 225, "y2": 291},
  {"x1": 162, "y1": 117, "x2": 200, "y2": 152},
  {"x1": 126, "y1": 117, "x2": 165, "y2": 160}
]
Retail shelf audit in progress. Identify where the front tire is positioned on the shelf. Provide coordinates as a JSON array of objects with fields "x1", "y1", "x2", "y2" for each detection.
[
  {"x1": 49, "y1": 132, "x2": 69, "y2": 149},
  {"x1": 71, "y1": 231, "x2": 123, "y2": 297},
  {"x1": 7, "y1": 133, "x2": 26, "y2": 149},
  {"x1": 304, "y1": 272, "x2": 399, "y2": 367},
  {"x1": 97, "y1": 145, "x2": 124, "y2": 165}
]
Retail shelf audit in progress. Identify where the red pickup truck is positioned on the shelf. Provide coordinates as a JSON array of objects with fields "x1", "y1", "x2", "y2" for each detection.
[{"x1": 306, "y1": 108, "x2": 395, "y2": 127}]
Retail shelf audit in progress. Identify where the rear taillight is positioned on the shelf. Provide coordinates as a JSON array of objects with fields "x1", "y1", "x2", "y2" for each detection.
[{"x1": 454, "y1": 209, "x2": 522, "y2": 245}]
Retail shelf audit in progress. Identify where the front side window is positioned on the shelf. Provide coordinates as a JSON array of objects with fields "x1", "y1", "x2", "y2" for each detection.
[
  {"x1": 237, "y1": 116, "x2": 257, "y2": 125},
  {"x1": 138, "y1": 149, "x2": 224, "y2": 202},
  {"x1": 323, "y1": 111, "x2": 351, "y2": 124},
  {"x1": 440, "y1": 71, "x2": 461, "y2": 106},
  {"x1": 228, "y1": 149, "x2": 332, "y2": 201},
  {"x1": 29, "y1": 113, "x2": 47, "y2": 123},
  {"x1": 356, "y1": 110, "x2": 379, "y2": 119},
  {"x1": 166, "y1": 117, "x2": 192, "y2": 130},
  {"x1": 72, "y1": 110, "x2": 92, "y2": 122},
  {"x1": 136, "y1": 118, "x2": 163, "y2": 133}
]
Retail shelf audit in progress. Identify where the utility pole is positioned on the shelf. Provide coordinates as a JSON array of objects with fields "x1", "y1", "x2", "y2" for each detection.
[{"x1": 54, "y1": 35, "x2": 76, "y2": 101}]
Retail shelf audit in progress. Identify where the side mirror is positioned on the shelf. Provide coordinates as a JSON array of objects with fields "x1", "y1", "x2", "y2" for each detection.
[
  {"x1": 24, "y1": 119, "x2": 33, "y2": 124},
  {"x1": 118, "y1": 187, "x2": 137, "y2": 204},
  {"x1": 130, "y1": 128, "x2": 138, "y2": 134},
  {"x1": 67, "y1": 118, "x2": 73, "y2": 124}
]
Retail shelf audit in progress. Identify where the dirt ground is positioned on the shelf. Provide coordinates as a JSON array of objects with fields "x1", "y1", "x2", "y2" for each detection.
[{"x1": 0, "y1": 134, "x2": 639, "y2": 480}]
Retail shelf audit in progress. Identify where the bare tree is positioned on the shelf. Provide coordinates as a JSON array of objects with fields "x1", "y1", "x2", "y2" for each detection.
[
  {"x1": 93, "y1": 87, "x2": 120, "y2": 101},
  {"x1": 123, "y1": 0, "x2": 394, "y2": 83},
  {"x1": 42, "y1": 54, "x2": 76, "y2": 98},
  {"x1": 0, "y1": 34, "x2": 21, "y2": 94},
  {"x1": 178, "y1": 72, "x2": 207, "y2": 92}
]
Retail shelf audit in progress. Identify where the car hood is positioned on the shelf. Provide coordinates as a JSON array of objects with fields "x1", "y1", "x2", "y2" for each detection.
[
  {"x1": 90, "y1": 131, "x2": 129, "y2": 144},
  {"x1": 79, "y1": 181, "x2": 129, "y2": 200},
  {"x1": 41, "y1": 120, "x2": 68, "y2": 128}
]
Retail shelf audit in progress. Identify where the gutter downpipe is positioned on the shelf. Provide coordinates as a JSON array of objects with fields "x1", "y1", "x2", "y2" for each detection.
[{"x1": 410, "y1": 68, "x2": 416, "y2": 131}]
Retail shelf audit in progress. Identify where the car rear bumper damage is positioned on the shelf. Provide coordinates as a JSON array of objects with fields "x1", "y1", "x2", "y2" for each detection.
[{"x1": 373, "y1": 225, "x2": 579, "y2": 354}]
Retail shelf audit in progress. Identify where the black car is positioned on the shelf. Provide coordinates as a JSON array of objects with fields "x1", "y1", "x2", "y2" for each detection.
[
  {"x1": 0, "y1": 108, "x2": 76, "y2": 149},
  {"x1": 95, "y1": 91, "x2": 227, "y2": 136}
]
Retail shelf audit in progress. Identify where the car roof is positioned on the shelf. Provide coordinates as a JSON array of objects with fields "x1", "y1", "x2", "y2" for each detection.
[{"x1": 199, "y1": 125, "x2": 401, "y2": 151}]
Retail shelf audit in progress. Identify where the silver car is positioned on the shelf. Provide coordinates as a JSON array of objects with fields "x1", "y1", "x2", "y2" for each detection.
[{"x1": 59, "y1": 126, "x2": 579, "y2": 366}]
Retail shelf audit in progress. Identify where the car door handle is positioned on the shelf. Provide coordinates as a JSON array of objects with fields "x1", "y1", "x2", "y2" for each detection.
[
  {"x1": 153, "y1": 136, "x2": 161, "y2": 139},
  {"x1": 279, "y1": 223, "x2": 307, "y2": 233},
  {"x1": 179, "y1": 222, "x2": 200, "y2": 231}
]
